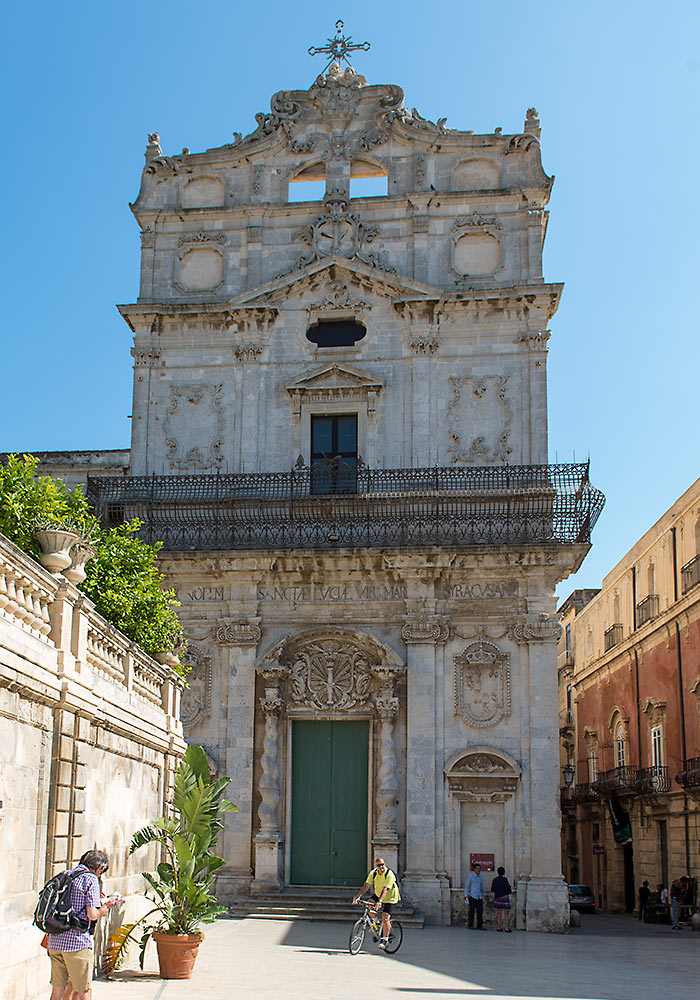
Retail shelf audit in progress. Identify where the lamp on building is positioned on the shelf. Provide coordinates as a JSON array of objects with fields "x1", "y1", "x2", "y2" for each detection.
[{"x1": 563, "y1": 763, "x2": 575, "y2": 787}]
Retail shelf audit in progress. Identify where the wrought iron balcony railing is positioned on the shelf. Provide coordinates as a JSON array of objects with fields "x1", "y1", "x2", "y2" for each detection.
[
  {"x1": 676, "y1": 756, "x2": 700, "y2": 788},
  {"x1": 634, "y1": 765, "x2": 671, "y2": 794},
  {"x1": 604, "y1": 623, "x2": 624, "y2": 652},
  {"x1": 635, "y1": 594, "x2": 659, "y2": 628},
  {"x1": 86, "y1": 461, "x2": 604, "y2": 553},
  {"x1": 596, "y1": 766, "x2": 638, "y2": 794},
  {"x1": 572, "y1": 782, "x2": 599, "y2": 803},
  {"x1": 681, "y1": 554, "x2": 700, "y2": 595}
]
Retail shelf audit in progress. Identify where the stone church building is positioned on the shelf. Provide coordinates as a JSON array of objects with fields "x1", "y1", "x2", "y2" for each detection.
[{"x1": 24, "y1": 52, "x2": 604, "y2": 929}]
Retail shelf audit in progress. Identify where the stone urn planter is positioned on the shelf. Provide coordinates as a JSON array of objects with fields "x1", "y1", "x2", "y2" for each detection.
[
  {"x1": 152, "y1": 931, "x2": 203, "y2": 979},
  {"x1": 155, "y1": 651, "x2": 181, "y2": 670},
  {"x1": 63, "y1": 543, "x2": 96, "y2": 585},
  {"x1": 33, "y1": 528, "x2": 81, "y2": 574}
]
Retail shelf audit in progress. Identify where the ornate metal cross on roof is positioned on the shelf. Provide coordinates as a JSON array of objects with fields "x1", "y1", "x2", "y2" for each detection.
[{"x1": 308, "y1": 20, "x2": 370, "y2": 73}]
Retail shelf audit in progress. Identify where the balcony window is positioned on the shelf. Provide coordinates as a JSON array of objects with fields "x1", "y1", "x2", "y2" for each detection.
[
  {"x1": 635, "y1": 594, "x2": 659, "y2": 628},
  {"x1": 311, "y1": 414, "x2": 358, "y2": 495},
  {"x1": 604, "y1": 623, "x2": 624, "y2": 651},
  {"x1": 615, "y1": 724, "x2": 627, "y2": 769},
  {"x1": 651, "y1": 726, "x2": 663, "y2": 768},
  {"x1": 681, "y1": 554, "x2": 700, "y2": 594}
]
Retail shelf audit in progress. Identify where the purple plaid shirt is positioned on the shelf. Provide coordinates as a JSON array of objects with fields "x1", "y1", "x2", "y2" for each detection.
[{"x1": 47, "y1": 865, "x2": 100, "y2": 952}]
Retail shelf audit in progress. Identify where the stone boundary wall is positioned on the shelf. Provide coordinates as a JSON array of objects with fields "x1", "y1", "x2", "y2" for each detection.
[{"x1": 0, "y1": 532, "x2": 186, "y2": 1000}]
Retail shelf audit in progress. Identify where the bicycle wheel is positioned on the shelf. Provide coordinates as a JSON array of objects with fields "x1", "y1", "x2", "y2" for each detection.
[
  {"x1": 349, "y1": 919, "x2": 366, "y2": 955},
  {"x1": 383, "y1": 920, "x2": 403, "y2": 954}
]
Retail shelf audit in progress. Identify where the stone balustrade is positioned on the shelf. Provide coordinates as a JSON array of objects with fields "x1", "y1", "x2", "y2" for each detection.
[{"x1": 0, "y1": 531, "x2": 187, "y2": 1000}]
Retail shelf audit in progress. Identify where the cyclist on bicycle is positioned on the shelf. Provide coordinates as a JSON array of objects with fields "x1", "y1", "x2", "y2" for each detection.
[{"x1": 352, "y1": 858, "x2": 400, "y2": 949}]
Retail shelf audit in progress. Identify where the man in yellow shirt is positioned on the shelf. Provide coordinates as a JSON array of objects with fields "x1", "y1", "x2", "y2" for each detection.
[{"x1": 352, "y1": 857, "x2": 400, "y2": 948}]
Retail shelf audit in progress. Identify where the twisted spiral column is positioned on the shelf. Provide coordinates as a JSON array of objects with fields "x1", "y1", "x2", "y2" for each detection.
[
  {"x1": 257, "y1": 696, "x2": 283, "y2": 837},
  {"x1": 375, "y1": 696, "x2": 399, "y2": 836}
]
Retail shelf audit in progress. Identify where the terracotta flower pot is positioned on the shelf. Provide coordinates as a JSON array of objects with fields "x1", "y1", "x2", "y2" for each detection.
[{"x1": 153, "y1": 931, "x2": 203, "y2": 979}]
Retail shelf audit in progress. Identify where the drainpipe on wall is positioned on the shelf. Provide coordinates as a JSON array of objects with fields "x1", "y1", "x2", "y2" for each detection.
[
  {"x1": 675, "y1": 620, "x2": 692, "y2": 876},
  {"x1": 634, "y1": 649, "x2": 642, "y2": 769},
  {"x1": 671, "y1": 526, "x2": 679, "y2": 603},
  {"x1": 632, "y1": 566, "x2": 637, "y2": 632}
]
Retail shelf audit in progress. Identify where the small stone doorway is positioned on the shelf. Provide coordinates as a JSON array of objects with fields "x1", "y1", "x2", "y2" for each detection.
[{"x1": 290, "y1": 719, "x2": 369, "y2": 886}]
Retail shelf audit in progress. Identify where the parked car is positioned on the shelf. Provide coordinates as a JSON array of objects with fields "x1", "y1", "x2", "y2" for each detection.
[{"x1": 568, "y1": 884, "x2": 596, "y2": 912}]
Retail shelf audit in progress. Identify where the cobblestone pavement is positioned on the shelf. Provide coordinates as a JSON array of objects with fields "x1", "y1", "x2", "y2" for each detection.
[{"x1": 94, "y1": 915, "x2": 699, "y2": 1000}]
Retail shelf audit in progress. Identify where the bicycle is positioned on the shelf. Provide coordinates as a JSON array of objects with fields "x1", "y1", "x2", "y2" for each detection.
[{"x1": 348, "y1": 901, "x2": 403, "y2": 955}]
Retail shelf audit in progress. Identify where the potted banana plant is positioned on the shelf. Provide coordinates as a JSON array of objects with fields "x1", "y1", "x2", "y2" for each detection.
[{"x1": 104, "y1": 745, "x2": 238, "y2": 979}]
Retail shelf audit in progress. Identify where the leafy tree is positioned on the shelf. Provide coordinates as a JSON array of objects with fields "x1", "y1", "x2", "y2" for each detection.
[
  {"x1": 0, "y1": 455, "x2": 184, "y2": 664},
  {"x1": 0, "y1": 454, "x2": 95, "y2": 558},
  {"x1": 80, "y1": 520, "x2": 185, "y2": 664}
]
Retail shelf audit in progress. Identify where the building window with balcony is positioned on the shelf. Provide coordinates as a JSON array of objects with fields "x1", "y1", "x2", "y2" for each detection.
[
  {"x1": 589, "y1": 749, "x2": 598, "y2": 783},
  {"x1": 651, "y1": 725, "x2": 663, "y2": 768},
  {"x1": 311, "y1": 414, "x2": 358, "y2": 495},
  {"x1": 566, "y1": 684, "x2": 573, "y2": 716},
  {"x1": 615, "y1": 722, "x2": 627, "y2": 769},
  {"x1": 565, "y1": 624, "x2": 571, "y2": 659}
]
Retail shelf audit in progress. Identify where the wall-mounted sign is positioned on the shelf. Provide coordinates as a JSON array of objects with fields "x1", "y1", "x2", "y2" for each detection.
[
  {"x1": 469, "y1": 853, "x2": 495, "y2": 870},
  {"x1": 592, "y1": 845, "x2": 606, "y2": 855}
]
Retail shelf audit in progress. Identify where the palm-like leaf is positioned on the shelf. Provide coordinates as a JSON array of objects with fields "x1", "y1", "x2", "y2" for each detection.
[{"x1": 102, "y1": 910, "x2": 161, "y2": 974}]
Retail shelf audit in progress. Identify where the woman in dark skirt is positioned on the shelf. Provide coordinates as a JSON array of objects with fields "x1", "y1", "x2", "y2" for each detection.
[{"x1": 490, "y1": 866, "x2": 512, "y2": 932}]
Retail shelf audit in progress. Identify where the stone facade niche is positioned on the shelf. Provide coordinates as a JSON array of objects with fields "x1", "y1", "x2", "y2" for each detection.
[
  {"x1": 252, "y1": 627, "x2": 405, "y2": 889},
  {"x1": 444, "y1": 748, "x2": 522, "y2": 924}
]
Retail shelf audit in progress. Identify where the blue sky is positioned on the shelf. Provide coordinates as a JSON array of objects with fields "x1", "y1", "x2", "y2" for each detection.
[{"x1": 3, "y1": 0, "x2": 699, "y2": 596}]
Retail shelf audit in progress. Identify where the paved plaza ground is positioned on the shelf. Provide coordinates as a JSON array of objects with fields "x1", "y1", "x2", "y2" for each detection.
[{"x1": 94, "y1": 914, "x2": 698, "y2": 1000}]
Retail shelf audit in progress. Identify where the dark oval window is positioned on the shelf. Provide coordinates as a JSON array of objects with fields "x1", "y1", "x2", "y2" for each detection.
[{"x1": 306, "y1": 320, "x2": 366, "y2": 348}]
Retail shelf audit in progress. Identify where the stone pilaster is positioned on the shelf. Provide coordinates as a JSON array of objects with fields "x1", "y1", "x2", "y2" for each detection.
[
  {"x1": 401, "y1": 612, "x2": 450, "y2": 923},
  {"x1": 252, "y1": 667, "x2": 285, "y2": 892},
  {"x1": 215, "y1": 621, "x2": 261, "y2": 902},
  {"x1": 372, "y1": 664, "x2": 400, "y2": 872},
  {"x1": 512, "y1": 615, "x2": 569, "y2": 931}
]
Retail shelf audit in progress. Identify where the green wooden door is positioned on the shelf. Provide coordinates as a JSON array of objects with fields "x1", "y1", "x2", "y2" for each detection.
[{"x1": 290, "y1": 720, "x2": 369, "y2": 886}]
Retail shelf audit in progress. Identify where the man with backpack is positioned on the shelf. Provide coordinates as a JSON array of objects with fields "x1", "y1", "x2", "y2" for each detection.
[{"x1": 44, "y1": 850, "x2": 117, "y2": 1000}]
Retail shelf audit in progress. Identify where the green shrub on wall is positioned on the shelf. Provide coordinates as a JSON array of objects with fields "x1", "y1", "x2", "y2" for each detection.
[
  {"x1": 0, "y1": 455, "x2": 185, "y2": 667},
  {"x1": 81, "y1": 521, "x2": 185, "y2": 664}
]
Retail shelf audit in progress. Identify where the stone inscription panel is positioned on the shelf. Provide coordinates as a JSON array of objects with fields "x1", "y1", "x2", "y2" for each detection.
[
  {"x1": 176, "y1": 586, "x2": 228, "y2": 602},
  {"x1": 441, "y1": 581, "x2": 518, "y2": 600},
  {"x1": 257, "y1": 583, "x2": 407, "y2": 602}
]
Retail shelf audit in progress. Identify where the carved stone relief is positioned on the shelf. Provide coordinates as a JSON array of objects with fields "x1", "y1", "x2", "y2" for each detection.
[
  {"x1": 447, "y1": 376, "x2": 513, "y2": 465},
  {"x1": 454, "y1": 639, "x2": 511, "y2": 728},
  {"x1": 176, "y1": 247, "x2": 225, "y2": 292},
  {"x1": 216, "y1": 622, "x2": 262, "y2": 646},
  {"x1": 287, "y1": 637, "x2": 374, "y2": 711},
  {"x1": 307, "y1": 281, "x2": 370, "y2": 313},
  {"x1": 163, "y1": 384, "x2": 225, "y2": 471},
  {"x1": 291, "y1": 192, "x2": 394, "y2": 273},
  {"x1": 444, "y1": 749, "x2": 521, "y2": 798},
  {"x1": 180, "y1": 645, "x2": 212, "y2": 729},
  {"x1": 402, "y1": 616, "x2": 449, "y2": 644},
  {"x1": 451, "y1": 214, "x2": 503, "y2": 279},
  {"x1": 509, "y1": 614, "x2": 562, "y2": 643}
]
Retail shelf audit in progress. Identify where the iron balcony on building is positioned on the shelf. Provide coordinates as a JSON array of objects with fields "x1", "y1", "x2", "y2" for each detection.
[
  {"x1": 604, "y1": 623, "x2": 624, "y2": 652},
  {"x1": 572, "y1": 782, "x2": 600, "y2": 803},
  {"x1": 635, "y1": 594, "x2": 659, "y2": 628},
  {"x1": 634, "y1": 765, "x2": 671, "y2": 794},
  {"x1": 681, "y1": 554, "x2": 700, "y2": 595},
  {"x1": 595, "y1": 766, "x2": 638, "y2": 794},
  {"x1": 86, "y1": 461, "x2": 604, "y2": 554},
  {"x1": 676, "y1": 756, "x2": 700, "y2": 789}
]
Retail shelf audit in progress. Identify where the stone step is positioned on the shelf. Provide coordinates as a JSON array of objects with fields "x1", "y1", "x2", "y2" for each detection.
[{"x1": 225, "y1": 906, "x2": 425, "y2": 927}]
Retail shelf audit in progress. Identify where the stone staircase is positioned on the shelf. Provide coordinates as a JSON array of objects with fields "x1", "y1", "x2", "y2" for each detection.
[{"x1": 226, "y1": 885, "x2": 425, "y2": 927}]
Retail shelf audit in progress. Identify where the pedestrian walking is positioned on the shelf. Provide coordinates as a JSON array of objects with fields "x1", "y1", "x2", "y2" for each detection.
[
  {"x1": 670, "y1": 878, "x2": 682, "y2": 929},
  {"x1": 638, "y1": 880, "x2": 650, "y2": 921},
  {"x1": 464, "y1": 862, "x2": 485, "y2": 929},
  {"x1": 490, "y1": 866, "x2": 512, "y2": 932}
]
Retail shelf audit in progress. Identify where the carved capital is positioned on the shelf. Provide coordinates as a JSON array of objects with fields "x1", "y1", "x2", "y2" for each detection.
[
  {"x1": 376, "y1": 695, "x2": 399, "y2": 721},
  {"x1": 260, "y1": 695, "x2": 283, "y2": 717},
  {"x1": 131, "y1": 347, "x2": 161, "y2": 368},
  {"x1": 216, "y1": 622, "x2": 262, "y2": 646},
  {"x1": 509, "y1": 614, "x2": 561, "y2": 643},
  {"x1": 402, "y1": 616, "x2": 449, "y2": 644}
]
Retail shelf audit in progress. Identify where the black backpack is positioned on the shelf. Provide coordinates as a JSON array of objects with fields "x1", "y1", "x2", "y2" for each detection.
[{"x1": 34, "y1": 870, "x2": 89, "y2": 935}]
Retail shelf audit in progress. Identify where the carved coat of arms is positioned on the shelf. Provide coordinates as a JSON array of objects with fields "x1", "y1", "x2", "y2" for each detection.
[
  {"x1": 454, "y1": 640, "x2": 511, "y2": 727},
  {"x1": 286, "y1": 638, "x2": 373, "y2": 711},
  {"x1": 180, "y1": 646, "x2": 212, "y2": 728}
]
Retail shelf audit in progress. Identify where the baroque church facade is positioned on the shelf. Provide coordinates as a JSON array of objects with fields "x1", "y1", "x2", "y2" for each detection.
[{"x1": 78, "y1": 53, "x2": 603, "y2": 929}]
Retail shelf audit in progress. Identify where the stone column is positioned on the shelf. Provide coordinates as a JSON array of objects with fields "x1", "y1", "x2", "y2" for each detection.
[
  {"x1": 214, "y1": 622, "x2": 261, "y2": 902},
  {"x1": 511, "y1": 614, "x2": 569, "y2": 931},
  {"x1": 401, "y1": 612, "x2": 450, "y2": 924},
  {"x1": 372, "y1": 666, "x2": 400, "y2": 872},
  {"x1": 252, "y1": 667, "x2": 285, "y2": 892}
]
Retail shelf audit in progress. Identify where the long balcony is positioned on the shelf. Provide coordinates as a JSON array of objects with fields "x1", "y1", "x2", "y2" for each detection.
[
  {"x1": 635, "y1": 594, "x2": 659, "y2": 628},
  {"x1": 596, "y1": 766, "x2": 638, "y2": 794},
  {"x1": 87, "y1": 462, "x2": 604, "y2": 554},
  {"x1": 604, "y1": 623, "x2": 624, "y2": 651},
  {"x1": 681, "y1": 554, "x2": 700, "y2": 595},
  {"x1": 676, "y1": 756, "x2": 700, "y2": 788}
]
